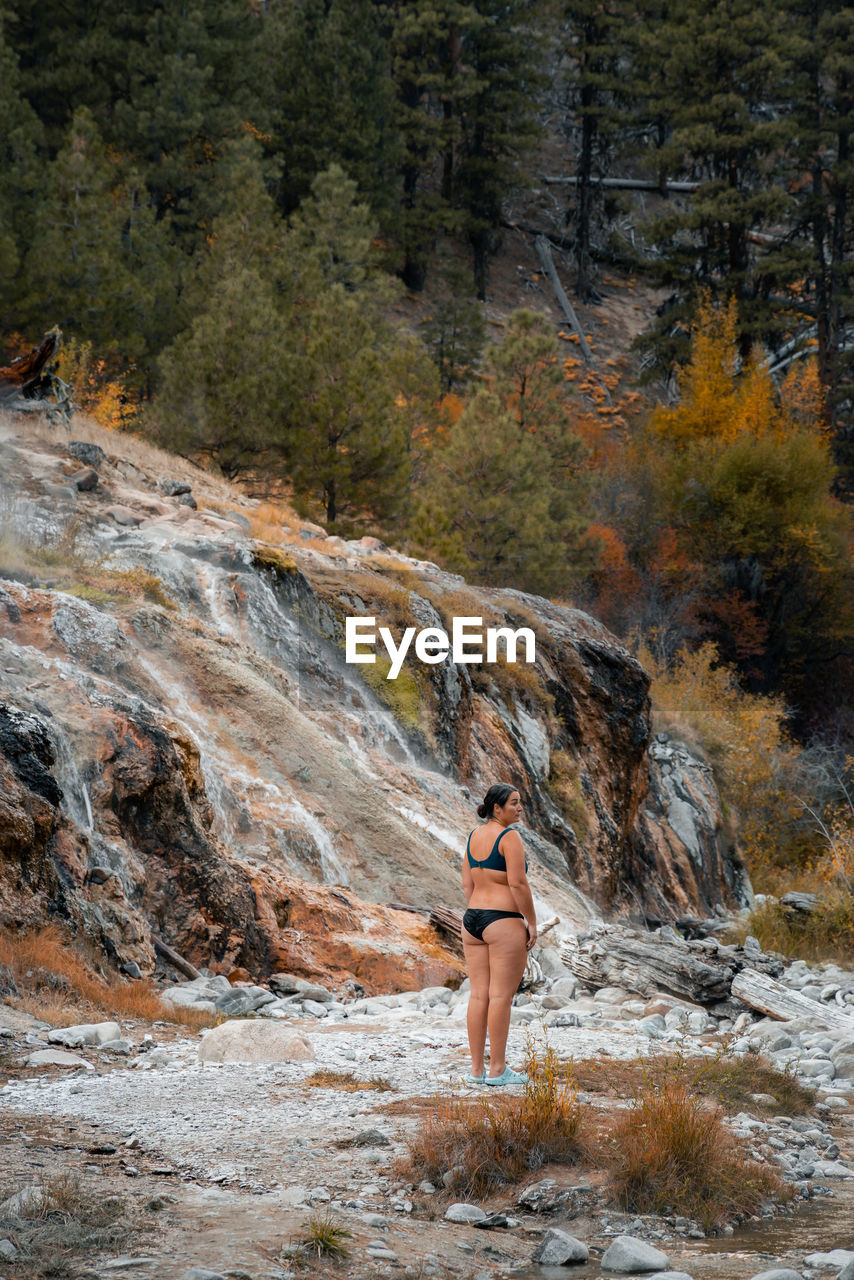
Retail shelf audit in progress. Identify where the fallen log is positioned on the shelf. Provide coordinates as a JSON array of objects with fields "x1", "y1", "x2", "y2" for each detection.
[
  {"x1": 534, "y1": 236, "x2": 597, "y2": 370},
  {"x1": 542, "y1": 175, "x2": 700, "y2": 194},
  {"x1": 731, "y1": 969, "x2": 854, "y2": 1031},
  {"x1": 561, "y1": 923, "x2": 735, "y2": 1003},
  {"x1": 152, "y1": 934, "x2": 202, "y2": 981}
]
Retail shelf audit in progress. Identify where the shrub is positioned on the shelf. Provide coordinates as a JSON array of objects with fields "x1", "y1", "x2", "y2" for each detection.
[
  {"x1": 403, "y1": 1044, "x2": 582, "y2": 1199},
  {"x1": 0, "y1": 925, "x2": 216, "y2": 1030},
  {"x1": 731, "y1": 894, "x2": 854, "y2": 965},
  {"x1": 606, "y1": 1067, "x2": 788, "y2": 1229},
  {"x1": 297, "y1": 1213, "x2": 352, "y2": 1260}
]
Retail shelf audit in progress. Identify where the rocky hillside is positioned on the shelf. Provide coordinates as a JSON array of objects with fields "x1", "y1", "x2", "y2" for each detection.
[{"x1": 0, "y1": 411, "x2": 751, "y2": 989}]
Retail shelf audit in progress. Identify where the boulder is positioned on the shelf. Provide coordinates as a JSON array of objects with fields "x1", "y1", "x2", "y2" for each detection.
[
  {"x1": 197, "y1": 1020, "x2": 314, "y2": 1064},
  {"x1": 838, "y1": 1260, "x2": 854, "y2": 1280},
  {"x1": 48, "y1": 1021, "x2": 121, "y2": 1047},
  {"x1": 0, "y1": 1185, "x2": 47, "y2": 1218},
  {"x1": 444, "y1": 1203, "x2": 487, "y2": 1223},
  {"x1": 26, "y1": 1049, "x2": 94, "y2": 1069},
  {"x1": 600, "y1": 1236, "x2": 670, "y2": 1273},
  {"x1": 803, "y1": 1252, "x2": 854, "y2": 1270},
  {"x1": 68, "y1": 441, "x2": 105, "y2": 469},
  {"x1": 531, "y1": 1228, "x2": 588, "y2": 1264},
  {"x1": 748, "y1": 1272, "x2": 805, "y2": 1280}
]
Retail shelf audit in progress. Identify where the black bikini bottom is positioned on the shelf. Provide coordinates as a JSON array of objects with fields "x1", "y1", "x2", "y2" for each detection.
[{"x1": 462, "y1": 908, "x2": 524, "y2": 941}]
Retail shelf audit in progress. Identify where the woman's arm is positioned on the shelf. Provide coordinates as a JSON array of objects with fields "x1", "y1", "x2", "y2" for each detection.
[
  {"x1": 462, "y1": 856, "x2": 474, "y2": 904},
  {"x1": 503, "y1": 833, "x2": 537, "y2": 950}
]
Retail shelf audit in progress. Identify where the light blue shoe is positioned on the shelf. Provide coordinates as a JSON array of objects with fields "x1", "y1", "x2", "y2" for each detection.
[
  {"x1": 464, "y1": 1070, "x2": 485, "y2": 1084},
  {"x1": 484, "y1": 1065, "x2": 529, "y2": 1087}
]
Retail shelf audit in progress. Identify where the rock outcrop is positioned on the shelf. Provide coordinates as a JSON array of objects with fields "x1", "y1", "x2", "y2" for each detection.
[{"x1": 0, "y1": 412, "x2": 751, "y2": 987}]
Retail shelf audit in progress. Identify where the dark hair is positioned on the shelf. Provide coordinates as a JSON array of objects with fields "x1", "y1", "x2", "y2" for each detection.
[{"x1": 477, "y1": 783, "x2": 517, "y2": 820}]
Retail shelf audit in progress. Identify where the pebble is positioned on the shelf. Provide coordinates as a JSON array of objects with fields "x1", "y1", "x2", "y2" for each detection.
[{"x1": 0, "y1": 1240, "x2": 17, "y2": 1260}]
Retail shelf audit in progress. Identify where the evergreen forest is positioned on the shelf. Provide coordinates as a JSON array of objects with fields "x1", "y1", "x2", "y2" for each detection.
[{"x1": 4, "y1": 0, "x2": 854, "y2": 940}]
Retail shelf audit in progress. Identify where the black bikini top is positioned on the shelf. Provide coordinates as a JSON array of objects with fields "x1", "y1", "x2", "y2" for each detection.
[{"x1": 466, "y1": 825, "x2": 527, "y2": 873}]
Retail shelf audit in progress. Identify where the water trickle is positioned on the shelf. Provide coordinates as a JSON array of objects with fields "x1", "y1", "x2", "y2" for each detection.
[{"x1": 48, "y1": 721, "x2": 94, "y2": 831}]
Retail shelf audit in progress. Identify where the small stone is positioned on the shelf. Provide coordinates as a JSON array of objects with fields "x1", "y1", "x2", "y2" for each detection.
[
  {"x1": 120, "y1": 961, "x2": 143, "y2": 979},
  {"x1": 418, "y1": 1180, "x2": 436, "y2": 1195},
  {"x1": 181, "y1": 1270, "x2": 228, "y2": 1280},
  {"x1": 70, "y1": 466, "x2": 99, "y2": 491},
  {"x1": 600, "y1": 1236, "x2": 670, "y2": 1273},
  {"x1": 748, "y1": 1271, "x2": 805, "y2": 1280},
  {"x1": 157, "y1": 478, "x2": 192, "y2": 497},
  {"x1": 301, "y1": 999, "x2": 328, "y2": 1018},
  {"x1": 531, "y1": 1228, "x2": 588, "y2": 1264},
  {"x1": 362, "y1": 1213, "x2": 388, "y2": 1229},
  {"x1": 0, "y1": 1239, "x2": 18, "y2": 1260},
  {"x1": 98, "y1": 1259, "x2": 162, "y2": 1271},
  {"x1": 105, "y1": 504, "x2": 143, "y2": 526},
  {"x1": 100, "y1": 1040, "x2": 134, "y2": 1055},
  {"x1": 445, "y1": 1202, "x2": 487, "y2": 1223},
  {"x1": 351, "y1": 1129, "x2": 390, "y2": 1147}
]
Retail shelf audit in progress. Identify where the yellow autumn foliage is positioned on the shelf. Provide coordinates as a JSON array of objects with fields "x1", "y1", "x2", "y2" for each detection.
[
  {"x1": 640, "y1": 641, "x2": 806, "y2": 877},
  {"x1": 650, "y1": 295, "x2": 819, "y2": 447}
]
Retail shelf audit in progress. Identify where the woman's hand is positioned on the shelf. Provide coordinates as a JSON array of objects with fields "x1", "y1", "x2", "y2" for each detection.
[{"x1": 526, "y1": 924, "x2": 538, "y2": 952}]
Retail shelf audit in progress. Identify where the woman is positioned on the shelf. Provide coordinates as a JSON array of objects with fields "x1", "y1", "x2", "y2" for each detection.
[{"x1": 462, "y1": 783, "x2": 537, "y2": 1086}]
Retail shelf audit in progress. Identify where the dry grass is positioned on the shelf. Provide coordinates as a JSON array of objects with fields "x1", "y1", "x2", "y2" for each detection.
[
  {"x1": 0, "y1": 1172, "x2": 135, "y2": 1277},
  {"x1": 605, "y1": 1070, "x2": 789, "y2": 1230},
  {"x1": 569, "y1": 1050, "x2": 813, "y2": 1118},
  {"x1": 728, "y1": 894, "x2": 854, "y2": 964},
  {"x1": 0, "y1": 925, "x2": 217, "y2": 1031},
  {"x1": 296, "y1": 1213, "x2": 352, "y2": 1260},
  {"x1": 303, "y1": 1069, "x2": 394, "y2": 1092},
  {"x1": 402, "y1": 1044, "x2": 583, "y2": 1199}
]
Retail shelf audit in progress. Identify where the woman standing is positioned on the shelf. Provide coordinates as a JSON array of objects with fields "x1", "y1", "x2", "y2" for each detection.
[{"x1": 462, "y1": 783, "x2": 537, "y2": 1085}]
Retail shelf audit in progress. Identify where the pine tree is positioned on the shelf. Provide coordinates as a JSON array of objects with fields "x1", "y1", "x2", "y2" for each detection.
[
  {"x1": 266, "y1": 0, "x2": 400, "y2": 221},
  {"x1": 421, "y1": 255, "x2": 486, "y2": 389},
  {"x1": 21, "y1": 108, "x2": 147, "y2": 357},
  {"x1": 560, "y1": 0, "x2": 633, "y2": 301},
  {"x1": 152, "y1": 267, "x2": 290, "y2": 481},
  {"x1": 777, "y1": 4, "x2": 854, "y2": 439},
  {"x1": 286, "y1": 288, "x2": 420, "y2": 528},
  {"x1": 383, "y1": 0, "x2": 480, "y2": 290},
  {"x1": 414, "y1": 388, "x2": 566, "y2": 589},
  {"x1": 638, "y1": 0, "x2": 790, "y2": 366},
  {"x1": 0, "y1": 7, "x2": 44, "y2": 331},
  {"x1": 452, "y1": 0, "x2": 547, "y2": 298}
]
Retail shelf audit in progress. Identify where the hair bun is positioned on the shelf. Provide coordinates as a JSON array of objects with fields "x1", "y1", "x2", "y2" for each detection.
[{"x1": 476, "y1": 803, "x2": 488, "y2": 818}]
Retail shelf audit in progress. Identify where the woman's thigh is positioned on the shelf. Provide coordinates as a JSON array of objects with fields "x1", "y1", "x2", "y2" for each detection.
[
  {"x1": 462, "y1": 928, "x2": 491, "y2": 998},
  {"x1": 482, "y1": 917, "x2": 528, "y2": 997}
]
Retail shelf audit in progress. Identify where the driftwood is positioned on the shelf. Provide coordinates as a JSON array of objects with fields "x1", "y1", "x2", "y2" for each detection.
[
  {"x1": 152, "y1": 934, "x2": 202, "y2": 981},
  {"x1": 534, "y1": 236, "x2": 597, "y2": 369},
  {"x1": 0, "y1": 328, "x2": 62, "y2": 396},
  {"x1": 731, "y1": 970, "x2": 854, "y2": 1031},
  {"x1": 561, "y1": 923, "x2": 734, "y2": 1003}
]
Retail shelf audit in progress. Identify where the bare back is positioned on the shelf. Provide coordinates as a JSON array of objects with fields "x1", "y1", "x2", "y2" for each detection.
[{"x1": 465, "y1": 823, "x2": 527, "y2": 911}]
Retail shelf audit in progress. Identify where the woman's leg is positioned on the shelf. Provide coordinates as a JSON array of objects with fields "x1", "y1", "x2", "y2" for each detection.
[
  {"x1": 462, "y1": 926, "x2": 490, "y2": 1076},
  {"x1": 482, "y1": 917, "x2": 528, "y2": 1077}
]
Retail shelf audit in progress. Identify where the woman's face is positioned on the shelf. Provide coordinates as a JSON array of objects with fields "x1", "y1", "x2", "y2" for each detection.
[{"x1": 494, "y1": 791, "x2": 522, "y2": 824}]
